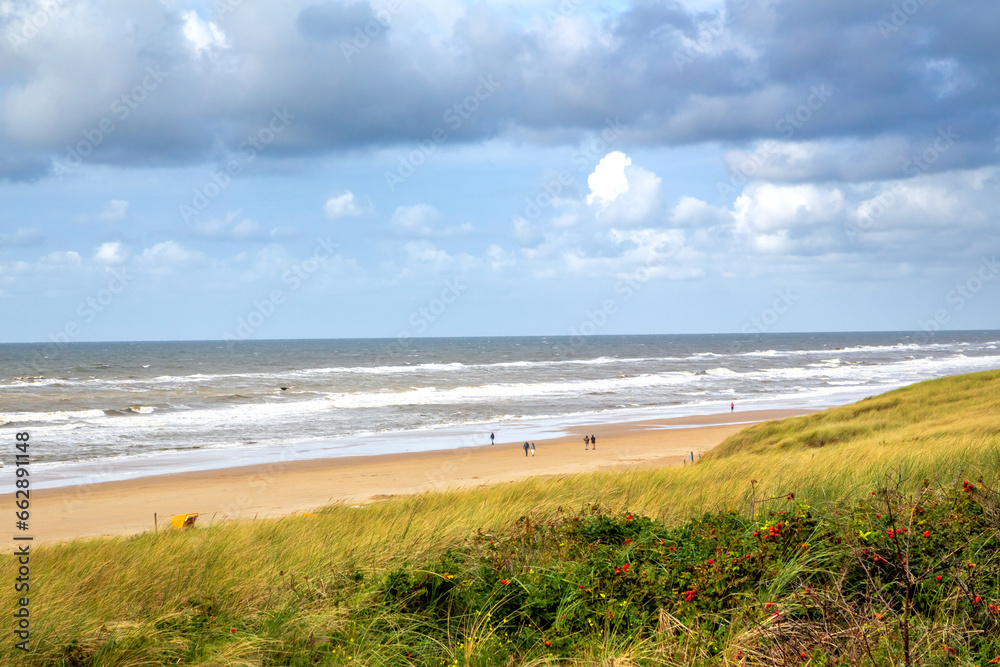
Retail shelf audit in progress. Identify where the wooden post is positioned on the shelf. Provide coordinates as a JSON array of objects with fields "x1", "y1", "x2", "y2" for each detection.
[{"x1": 154, "y1": 512, "x2": 157, "y2": 531}]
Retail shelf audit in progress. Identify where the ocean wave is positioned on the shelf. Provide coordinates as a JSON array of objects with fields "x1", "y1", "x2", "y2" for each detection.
[
  {"x1": 0, "y1": 408, "x2": 107, "y2": 425},
  {"x1": 7, "y1": 339, "x2": 1000, "y2": 393}
]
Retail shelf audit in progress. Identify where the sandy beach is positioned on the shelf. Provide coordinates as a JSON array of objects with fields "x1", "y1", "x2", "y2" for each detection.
[{"x1": 8, "y1": 409, "x2": 810, "y2": 544}]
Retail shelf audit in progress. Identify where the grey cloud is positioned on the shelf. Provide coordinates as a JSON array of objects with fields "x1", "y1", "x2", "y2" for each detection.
[
  {"x1": 1, "y1": 0, "x2": 999, "y2": 181},
  {"x1": 297, "y1": 1, "x2": 380, "y2": 40},
  {"x1": 722, "y1": 128, "x2": 994, "y2": 184}
]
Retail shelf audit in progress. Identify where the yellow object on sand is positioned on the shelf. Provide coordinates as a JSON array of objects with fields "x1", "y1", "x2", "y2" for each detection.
[{"x1": 170, "y1": 513, "x2": 199, "y2": 529}]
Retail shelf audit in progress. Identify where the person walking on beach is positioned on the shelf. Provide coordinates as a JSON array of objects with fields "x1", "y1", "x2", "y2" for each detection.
[
  {"x1": 584, "y1": 435, "x2": 590, "y2": 450},
  {"x1": 731, "y1": 402, "x2": 734, "y2": 412},
  {"x1": 490, "y1": 432, "x2": 495, "y2": 445},
  {"x1": 591, "y1": 434, "x2": 596, "y2": 450},
  {"x1": 530, "y1": 442, "x2": 536, "y2": 456},
  {"x1": 523, "y1": 441, "x2": 530, "y2": 457}
]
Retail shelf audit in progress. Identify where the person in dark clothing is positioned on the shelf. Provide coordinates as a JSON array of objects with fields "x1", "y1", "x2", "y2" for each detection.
[
  {"x1": 591, "y1": 434, "x2": 596, "y2": 450},
  {"x1": 490, "y1": 432, "x2": 495, "y2": 445},
  {"x1": 523, "y1": 441, "x2": 530, "y2": 457}
]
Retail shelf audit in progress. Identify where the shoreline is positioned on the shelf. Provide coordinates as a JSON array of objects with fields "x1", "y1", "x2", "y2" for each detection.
[
  {"x1": 17, "y1": 393, "x2": 857, "y2": 492},
  {"x1": 8, "y1": 409, "x2": 811, "y2": 544}
]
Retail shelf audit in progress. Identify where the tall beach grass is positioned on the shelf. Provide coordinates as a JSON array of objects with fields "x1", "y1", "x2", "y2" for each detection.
[{"x1": 2, "y1": 369, "x2": 998, "y2": 665}]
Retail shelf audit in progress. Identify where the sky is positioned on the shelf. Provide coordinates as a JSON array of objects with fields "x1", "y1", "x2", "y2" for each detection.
[{"x1": 1, "y1": 0, "x2": 999, "y2": 343}]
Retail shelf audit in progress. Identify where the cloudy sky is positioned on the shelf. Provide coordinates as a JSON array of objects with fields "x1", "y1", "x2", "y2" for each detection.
[{"x1": 1, "y1": 0, "x2": 998, "y2": 343}]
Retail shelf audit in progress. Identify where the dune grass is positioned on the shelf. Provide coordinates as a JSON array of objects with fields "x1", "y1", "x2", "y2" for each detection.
[{"x1": 2, "y1": 369, "x2": 999, "y2": 666}]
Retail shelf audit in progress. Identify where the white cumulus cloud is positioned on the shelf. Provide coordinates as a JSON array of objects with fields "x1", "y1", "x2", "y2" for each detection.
[
  {"x1": 586, "y1": 152, "x2": 632, "y2": 207},
  {"x1": 325, "y1": 191, "x2": 365, "y2": 219},
  {"x1": 94, "y1": 242, "x2": 128, "y2": 264},
  {"x1": 182, "y1": 11, "x2": 228, "y2": 55},
  {"x1": 138, "y1": 241, "x2": 200, "y2": 266}
]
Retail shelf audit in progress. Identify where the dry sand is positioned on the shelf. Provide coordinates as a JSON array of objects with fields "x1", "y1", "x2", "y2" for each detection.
[{"x1": 7, "y1": 409, "x2": 811, "y2": 544}]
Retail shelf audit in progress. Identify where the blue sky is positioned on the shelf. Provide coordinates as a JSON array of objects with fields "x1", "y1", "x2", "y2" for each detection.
[{"x1": 1, "y1": 0, "x2": 999, "y2": 343}]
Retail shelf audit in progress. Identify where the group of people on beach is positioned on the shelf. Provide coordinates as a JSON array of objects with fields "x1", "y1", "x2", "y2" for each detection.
[
  {"x1": 491, "y1": 432, "x2": 537, "y2": 457},
  {"x1": 489, "y1": 431, "x2": 596, "y2": 456},
  {"x1": 488, "y1": 401, "x2": 734, "y2": 460}
]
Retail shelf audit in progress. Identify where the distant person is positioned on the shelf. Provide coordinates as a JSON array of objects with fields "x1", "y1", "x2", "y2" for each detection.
[
  {"x1": 490, "y1": 432, "x2": 495, "y2": 445},
  {"x1": 585, "y1": 435, "x2": 590, "y2": 450},
  {"x1": 591, "y1": 434, "x2": 596, "y2": 450},
  {"x1": 531, "y1": 442, "x2": 536, "y2": 457},
  {"x1": 731, "y1": 402, "x2": 734, "y2": 412},
  {"x1": 690, "y1": 451, "x2": 694, "y2": 462},
  {"x1": 523, "y1": 441, "x2": 530, "y2": 457}
]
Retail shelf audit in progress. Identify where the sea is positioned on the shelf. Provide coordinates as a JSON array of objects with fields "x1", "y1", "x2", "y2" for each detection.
[{"x1": 2, "y1": 331, "x2": 999, "y2": 490}]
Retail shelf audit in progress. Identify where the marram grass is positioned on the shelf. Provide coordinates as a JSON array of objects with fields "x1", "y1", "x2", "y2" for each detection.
[{"x1": 2, "y1": 369, "x2": 999, "y2": 666}]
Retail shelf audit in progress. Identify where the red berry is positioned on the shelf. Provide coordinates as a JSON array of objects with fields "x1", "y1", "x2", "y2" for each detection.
[
  {"x1": 923, "y1": 531, "x2": 930, "y2": 538},
  {"x1": 707, "y1": 559, "x2": 714, "y2": 565},
  {"x1": 545, "y1": 641, "x2": 551, "y2": 647},
  {"x1": 936, "y1": 575, "x2": 942, "y2": 581}
]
